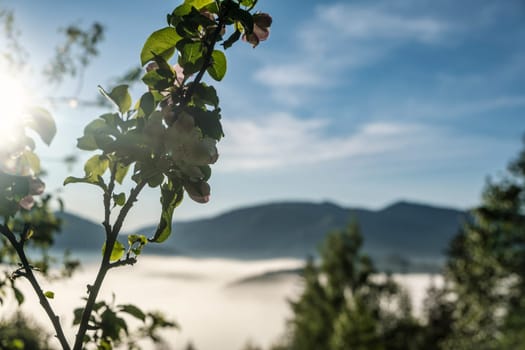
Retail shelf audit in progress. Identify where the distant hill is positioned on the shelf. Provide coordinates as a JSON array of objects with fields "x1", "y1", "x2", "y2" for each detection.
[
  {"x1": 50, "y1": 201, "x2": 467, "y2": 270},
  {"x1": 139, "y1": 201, "x2": 467, "y2": 265},
  {"x1": 52, "y1": 212, "x2": 105, "y2": 252}
]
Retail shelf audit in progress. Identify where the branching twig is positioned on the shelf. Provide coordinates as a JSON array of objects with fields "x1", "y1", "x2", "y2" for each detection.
[
  {"x1": 72, "y1": 179, "x2": 146, "y2": 350},
  {"x1": 72, "y1": 5, "x2": 234, "y2": 349},
  {"x1": 0, "y1": 225, "x2": 71, "y2": 350},
  {"x1": 183, "y1": 2, "x2": 231, "y2": 104},
  {"x1": 109, "y1": 257, "x2": 137, "y2": 269}
]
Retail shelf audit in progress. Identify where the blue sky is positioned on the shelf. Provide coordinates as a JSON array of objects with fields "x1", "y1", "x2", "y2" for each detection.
[{"x1": 3, "y1": 0, "x2": 525, "y2": 230}]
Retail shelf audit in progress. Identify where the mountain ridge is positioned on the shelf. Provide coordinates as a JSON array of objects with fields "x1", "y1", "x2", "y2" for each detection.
[{"x1": 52, "y1": 200, "x2": 467, "y2": 270}]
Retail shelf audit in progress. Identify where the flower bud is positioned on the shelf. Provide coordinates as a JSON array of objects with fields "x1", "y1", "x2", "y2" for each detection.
[
  {"x1": 183, "y1": 180, "x2": 210, "y2": 204},
  {"x1": 29, "y1": 177, "x2": 45, "y2": 195},
  {"x1": 145, "y1": 62, "x2": 159, "y2": 72},
  {"x1": 173, "y1": 64, "x2": 185, "y2": 87},
  {"x1": 243, "y1": 13, "x2": 272, "y2": 48},
  {"x1": 19, "y1": 195, "x2": 35, "y2": 210}
]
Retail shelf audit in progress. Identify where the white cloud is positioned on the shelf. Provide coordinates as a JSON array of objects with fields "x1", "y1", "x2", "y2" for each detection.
[
  {"x1": 217, "y1": 113, "x2": 424, "y2": 172},
  {"x1": 253, "y1": 2, "x2": 452, "y2": 103},
  {"x1": 384, "y1": 95, "x2": 525, "y2": 122},
  {"x1": 254, "y1": 64, "x2": 322, "y2": 88},
  {"x1": 316, "y1": 4, "x2": 449, "y2": 43}
]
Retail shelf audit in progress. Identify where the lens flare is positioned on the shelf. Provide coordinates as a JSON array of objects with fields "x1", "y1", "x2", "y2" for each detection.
[{"x1": 0, "y1": 64, "x2": 30, "y2": 152}]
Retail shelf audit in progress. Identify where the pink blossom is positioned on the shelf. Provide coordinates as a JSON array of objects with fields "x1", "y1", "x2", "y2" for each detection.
[
  {"x1": 18, "y1": 177, "x2": 45, "y2": 211},
  {"x1": 173, "y1": 64, "x2": 185, "y2": 86},
  {"x1": 145, "y1": 62, "x2": 159, "y2": 72},
  {"x1": 19, "y1": 195, "x2": 35, "y2": 210},
  {"x1": 243, "y1": 13, "x2": 272, "y2": 48},
  {"x1": 29, "y1": 177, "x2": 45, "y2": 195},
  {"x1": 184, "y1": 181, "x2": 211, "y2": 204}
]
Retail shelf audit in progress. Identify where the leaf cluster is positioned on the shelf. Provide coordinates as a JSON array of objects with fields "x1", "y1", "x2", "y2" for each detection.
[{"x1": 73, "y1": 299, "x2": 177, "y2": 350}]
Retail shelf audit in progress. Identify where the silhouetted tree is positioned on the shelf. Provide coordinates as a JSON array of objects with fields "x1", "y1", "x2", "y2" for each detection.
[
  {"x1": 0, "y1": 312, "x2": 52, "y2": 350},
  {"x1": 281, "y1": 222, "x2": 424, "y2": 350},
  {"x1": 439, "y1": 137, "x2": 525, "y2": 349}
]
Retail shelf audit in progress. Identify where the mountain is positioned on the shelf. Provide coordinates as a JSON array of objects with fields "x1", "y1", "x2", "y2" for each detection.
[
  {"x1": 52, "y1": 212, "x2": 105, "y2": 252},
  {"x1": 139, "y1": 201, "x2": 467, "y2": 265},
  {"x1": 50, "y1": 201, "x2": 467, "y2": 269}
]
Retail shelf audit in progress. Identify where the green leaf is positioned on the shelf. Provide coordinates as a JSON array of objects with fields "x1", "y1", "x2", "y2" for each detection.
[
  {"x1": 13, "y1": 287, "x2": 24, "y2": 305},
  {"x1": 119, "y1": 304, "x2": 146, "y2": 322},
  {"x1": 127, "y1": 234, "x2": 147, "y2": 247},
  {"x1": 25, "y1": 107, "x2": 56, "y2": 145},
  {"x1": 84, "y1": 119, "x2": 110, "y2": 134},
  {"x1": 128, "y1": 233, "x2": 147, "y2": 256},
  {"x1": 180, "y1": 41, "x2": 203, "y2": 65},
  {"x1": 139, "y1": 92, "x2": 156, "y2": 117},
  {"x1": 100, "y1": 308, "x2": 127, "y2": 340},
  {"x1": 142, "y1": 69, "x2": 173, "y2": 91},
  {"x1": 44, "y1": 291, "x2": 55, "y2": 299},
  {"x1": 63, "y1": 176, "x2": 102, "y2": 187},
  {"x1": 191, "y1": 107, "x2": 224, "y2": 140},
  {"x1": 223, "y1": 30, "x2": 241, "y2": 49},
  {"x1": 149, "y1": 180, "x2": 183, "y2": 243},
  {"x1": 147, "y1": 172, "x2": 165, "y2": 188},
  {"x1": 240, "y1": 0, "x2": 257, "y2": 7},
  {"x1": 76, "y1": 135, "x2": 98, "y2": 150},
  {"x1": 11, "y1": 339, "x2": 24, "y2": 349},
  {"x1": 113, "y1": 192, "x2": 126, "y2": 206},
  {"x1": 114, "y1": 163, "x2": 130, "y2": 184},
  {"x1": 192, "y1": 83, "x2": 219, "y2": 108},
  {"x1": 231, "y1": 7, "x2": 254, "y2": 34},
  {"x1": 19, "y1": 150, "x2": 41, "y2": 174},
  {"x1": 77, "y1": 118, "x2": 116, "y2": 151},
  {"x1": 141, "y1": 27, "x2": 181, "y2": 66},
  {"x1": 84, "y1": 155, "x2": 109, "y2": 180},
  {"x1": 100, "y1": 113, "x2": 122, "y2": 129},
  {"x1": 102, "y1": 241, "x2": 125, "y2": 262},
  {"x1": 99, "y1": 85, "x2": 132, "y2": 114},
  {"x1": 207, "y1": 50, "x2": 227, "y2": 81},
  {"x1": 185, "y1": 0, "x2": 215, "y2": 9},
  {"x1": 73, "y1": 307, "x2": 84, "y2": 325}
]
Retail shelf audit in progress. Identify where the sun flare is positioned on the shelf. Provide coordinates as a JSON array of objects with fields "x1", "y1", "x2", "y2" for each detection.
[{"x1": 0, "y1": 64, "x2": 30, "y2": 151}]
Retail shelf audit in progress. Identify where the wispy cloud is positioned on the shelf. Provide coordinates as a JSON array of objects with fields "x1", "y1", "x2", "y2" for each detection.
[
  {"x1": 254, "y1": 2, "x2": 453, "y2": 105},
  {"x1": 217, "y1": 113, "x2": 424, "y2": 172},
  {"x1": 314, "y1": 3, "x2": 449, "y2": 44}
]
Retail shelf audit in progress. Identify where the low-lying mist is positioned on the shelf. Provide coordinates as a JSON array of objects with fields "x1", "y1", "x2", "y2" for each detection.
[{"x1": 3, "y1": 256, "x2": 440, "y2": 350}]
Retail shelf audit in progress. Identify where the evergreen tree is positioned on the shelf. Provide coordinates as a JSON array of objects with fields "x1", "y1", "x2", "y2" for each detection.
[
  {"x1": 288, "y1": 258, "x2": 333, "y2": 350},
  {"x1": 441, "y1": 138, "x2": 525, "y2": 349},
  {"x1": 283, "y1": 222, "x2": 423, "y2": 350}
]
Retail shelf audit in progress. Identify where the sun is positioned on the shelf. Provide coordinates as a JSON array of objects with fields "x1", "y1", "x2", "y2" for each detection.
[{"x1": 0, "y1": 64, "x2": 30, "y2": 152}]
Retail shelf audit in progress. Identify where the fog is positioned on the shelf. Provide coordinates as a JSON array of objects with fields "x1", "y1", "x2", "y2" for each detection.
[{"x1": 3, "y1": 256, "x2": 442, "y2": 350}]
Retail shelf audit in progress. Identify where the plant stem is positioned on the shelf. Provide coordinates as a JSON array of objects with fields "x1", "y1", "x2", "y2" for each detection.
[
  {"x1": 0, "y1": 225, "x2": 71, "y2": 350},
  {"x1": 73, "y1": 4, "x2": 232, "y2": 348},
  {"x1": 183, "y1": 2, "x2": 231, "y2": 104},
  {"x1": 72, "y1": 179, "x2": 146, "y2": 350}
]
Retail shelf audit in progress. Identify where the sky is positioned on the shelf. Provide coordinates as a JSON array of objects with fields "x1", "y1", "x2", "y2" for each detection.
[{"x1": 2, "y1": 0, "x2": 525, "y2": 231}]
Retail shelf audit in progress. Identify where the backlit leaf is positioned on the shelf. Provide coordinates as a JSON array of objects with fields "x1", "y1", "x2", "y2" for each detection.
[
  {"x1": 84, "y1": 155, "x2": 109, "y2": 180},
  {"x1": 102, "y1": 240, "x2": 125, "y2": 262},
  {"x1": 140, "y1": 27, "x2": 181, "y2": 66},
  {"x1": 25, "y1": 107, "x2": 56, "y2": 145},
  {"x1": 149, "y1": 180, "x2": 183, "y2": 243},
  {"x1": 207, "y1": 50, "x2": 227, "y2": 81},
  {"x1": 99, "y1": 85, "x2": 132, "y2": 114},
  {"x1": 119, "y1": 304, "x2": 146, "y2": 322},
  {"x1": 185, "y1": 0, "x2": 215, "y2": 9}
]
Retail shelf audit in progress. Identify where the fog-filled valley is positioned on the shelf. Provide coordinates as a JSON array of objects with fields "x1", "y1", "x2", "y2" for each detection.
[{"x1": 3, "y1": 257, "x2": 440, "y2": 350}]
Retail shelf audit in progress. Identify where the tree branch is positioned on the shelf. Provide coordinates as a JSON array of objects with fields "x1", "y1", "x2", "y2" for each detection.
[
  {"x1": 0, "y1": 225, "x2": 71, "y2": 350},
  {"x1": 72, "y1": 179, "x2": 146, "y2": 350},
  {"x1": 182, "y1": 2, "x2": 231, "y2": 104}
]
